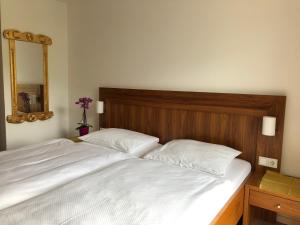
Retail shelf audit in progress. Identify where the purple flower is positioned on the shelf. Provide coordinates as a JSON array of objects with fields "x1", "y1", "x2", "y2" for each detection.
[
  {"x1": 19, "y1": 92, "x2": 30, "y2": 103},
  {"x1": 75, "y1": 97, "x2": 93, "y2": 109},
  {"x1": 75, "y1": 97, "x2": 93, "y2": 128}
]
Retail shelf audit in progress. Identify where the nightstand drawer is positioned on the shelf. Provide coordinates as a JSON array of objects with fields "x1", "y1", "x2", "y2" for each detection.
[{"x1": 249, "y1": 190, "x2": 300, "y2": 218}]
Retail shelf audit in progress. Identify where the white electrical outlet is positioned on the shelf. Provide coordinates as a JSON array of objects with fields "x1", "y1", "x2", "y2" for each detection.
[{"x1": 258, "y1": 156, "x2": 278, "y2": 168}]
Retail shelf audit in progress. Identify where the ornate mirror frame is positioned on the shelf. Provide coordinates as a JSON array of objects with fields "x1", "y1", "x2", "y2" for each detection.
[{"x1": 3, "y1": 29, "x2": 53, "y2": 123}]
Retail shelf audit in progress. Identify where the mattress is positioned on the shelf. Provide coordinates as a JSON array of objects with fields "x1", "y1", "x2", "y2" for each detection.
[
  {"x1": 177, "y1": 158, "x2": 251, "y2": 225},
  {"x1": 0, "y1": 154, "x2": 251, "y2": 225}
]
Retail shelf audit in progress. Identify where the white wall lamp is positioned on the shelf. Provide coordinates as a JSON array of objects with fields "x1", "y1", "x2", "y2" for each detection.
[
  {"x1": 262, "y1": 116, "x2": 276, "y2": 136},
  {"x1": 97, "y1": 101, "x2": 104, "y2": 129},
  {"x1": 96, "y1": 101, "x2": 104, "y2": 114}
]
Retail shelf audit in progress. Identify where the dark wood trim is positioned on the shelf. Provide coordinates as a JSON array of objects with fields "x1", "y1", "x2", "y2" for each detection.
[
  {"x1": 99, "y1": 87, "x2": 286, "y2": 172},
  {"x1": 0, "y1": 21, "x2": 7, "y2": 151}
]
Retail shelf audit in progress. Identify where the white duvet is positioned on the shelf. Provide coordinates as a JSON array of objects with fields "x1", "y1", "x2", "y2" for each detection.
[
  {"x1": 1, "y1": 158, "x2": 235, "y2": 225},
  {"x1": 0, "y1": 139, "x2": 250, "y2": 225},
  {"x1": 0, "y1": 139, "x2": 132, "y2": 210}
]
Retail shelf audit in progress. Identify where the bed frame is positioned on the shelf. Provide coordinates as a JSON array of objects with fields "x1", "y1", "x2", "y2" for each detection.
[{"x1": 99, "y1": 87, "x2": 286, "y2": 225}]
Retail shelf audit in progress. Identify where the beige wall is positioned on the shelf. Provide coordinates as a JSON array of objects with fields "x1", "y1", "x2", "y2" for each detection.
[
  {"x1": 67, "y1": 0, "x2": 300, "y2": 177},
  {"x1": 1, "y1": 0, "x2": 69, "y2": 149}
]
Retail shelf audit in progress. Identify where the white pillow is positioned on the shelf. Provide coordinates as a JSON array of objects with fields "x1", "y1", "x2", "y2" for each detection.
[
  {"x1": 79, "y1": 128, "x2": 159, "y2": 156},
  {"x1": 144, "y1": 139, "x2": 241, "y2": 176}
]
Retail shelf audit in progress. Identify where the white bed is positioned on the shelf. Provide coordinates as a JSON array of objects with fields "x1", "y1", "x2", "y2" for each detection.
[
  {"x1": 0, "y1": 139, "x2": 250, "y2": 225},
  {"x1": 0, "y1": 139, "x2": 133, "y2": 210}
]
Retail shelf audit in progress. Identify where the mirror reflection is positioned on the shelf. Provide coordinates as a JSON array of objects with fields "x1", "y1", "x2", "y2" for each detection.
[
  {"x1": 16, "y1": 42, "x2": 44, "y2": 114},
  {"x1": 3, "y1": 29, "x2": 53, "y2": 123}
]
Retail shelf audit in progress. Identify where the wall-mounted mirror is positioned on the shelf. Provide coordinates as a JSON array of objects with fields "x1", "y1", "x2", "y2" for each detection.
[{"x1": 3, "y1": 29, "x2": 53, "y2": 123}]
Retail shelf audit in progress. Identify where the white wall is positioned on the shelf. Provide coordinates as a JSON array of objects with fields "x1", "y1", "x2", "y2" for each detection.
[
  {"x1": 16, "y1": 42, "x2": 43, "y2": 84},
  {"x1": 67, "y1": 0, "x2": 300, "y2": 177},
  {"x1": 1, "y1": 0, "x2": 69, "y2": 149}
]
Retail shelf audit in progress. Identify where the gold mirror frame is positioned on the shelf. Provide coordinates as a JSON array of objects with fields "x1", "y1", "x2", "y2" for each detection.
[{"x1": 3, "y1": 29, "x2": 54, "y2": 123}]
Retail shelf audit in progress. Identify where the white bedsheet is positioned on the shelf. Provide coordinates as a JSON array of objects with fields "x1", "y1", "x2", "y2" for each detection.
[
  {"x1": 176, "y1": 158, "x2": 251, "y2": 225},
  {"x1": 0, "y1": 139, "x2": 133, "y2": 210},
  {"x1": 0, "y1": 157, "x2": 250, "y2": 225}
]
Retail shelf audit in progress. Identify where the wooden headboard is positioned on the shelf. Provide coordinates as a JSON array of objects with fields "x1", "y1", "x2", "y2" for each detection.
[{"x1": 99, "y1": 88, "x2": 286, "y2": 172}]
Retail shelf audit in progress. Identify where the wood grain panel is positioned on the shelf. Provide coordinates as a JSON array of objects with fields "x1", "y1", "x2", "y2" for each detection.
[
  {"x1": 99, "y1": 88, "x2": 286, "y2": 172},
  {"x1": 249, "y1": 190, "x2": 300, "y2": 218}
]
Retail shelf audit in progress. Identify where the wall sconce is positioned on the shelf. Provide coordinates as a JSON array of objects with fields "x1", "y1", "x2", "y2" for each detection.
[
  {"x1": 96, "y1": 101, "x2": 104, "y2": 114},
  {"x1": 97, "y1": 101, "x2": 104, "y2": 129},
  {"x1": 262, "y1": 116, "x2": 276, "y2": 136}
]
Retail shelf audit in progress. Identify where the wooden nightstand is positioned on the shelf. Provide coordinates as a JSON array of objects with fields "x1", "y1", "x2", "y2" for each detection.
[
  {"x1": 243, "y1": 172, "x2": 300, "y2": 225},
  {"x1": 68, "y1": 136, "x2": 83, "y2": 143}
]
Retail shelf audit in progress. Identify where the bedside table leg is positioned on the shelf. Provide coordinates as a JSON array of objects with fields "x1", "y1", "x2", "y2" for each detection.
[{"x1": 243, "y1": 187, "x2": 251, "y2": 225}]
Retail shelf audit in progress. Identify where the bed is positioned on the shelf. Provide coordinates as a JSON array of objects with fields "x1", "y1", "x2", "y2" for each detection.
[
  {"x1": 98, "y1": 87, "x2": 286, "y2": 224},
  {"x1": 0, "y1": 88, "x2": 286, "y2": 225}
]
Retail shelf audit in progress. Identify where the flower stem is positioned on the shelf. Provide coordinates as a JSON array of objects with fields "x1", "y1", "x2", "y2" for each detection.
[{"x1": 83, "y1": 108, "x2": 87, "y2": 126}]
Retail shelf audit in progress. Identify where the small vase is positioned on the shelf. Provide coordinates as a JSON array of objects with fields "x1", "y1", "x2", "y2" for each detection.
[{"x1": 79, "y1": 126, "x2": 89, "y2": 136}]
